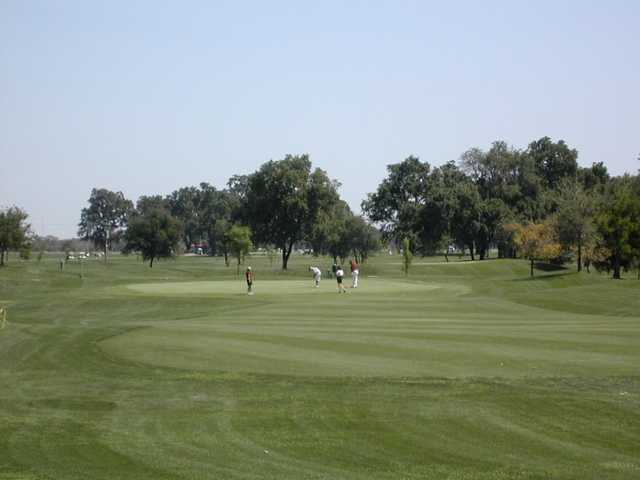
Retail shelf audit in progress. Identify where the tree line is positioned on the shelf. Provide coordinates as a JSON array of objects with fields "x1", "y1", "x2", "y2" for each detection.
[
  {"x1": 363, "y1": 137, "x2": 640, "y2": 278},
  {"x1": 2, "y1": 138, "x2": 638, "y2": 278},
  {"x1": 77, "y1": 154, "x2": 379, "y2": 269}
]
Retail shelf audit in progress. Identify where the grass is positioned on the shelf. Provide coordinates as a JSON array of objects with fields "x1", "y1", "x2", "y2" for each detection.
[{"x1": 0, "y1": 253, "x2": 639, "y2": 479}]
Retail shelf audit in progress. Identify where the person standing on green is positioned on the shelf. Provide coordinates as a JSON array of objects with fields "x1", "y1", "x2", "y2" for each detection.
[
  {"x1": 245, "y1": 266, "x2": 254, "y2": 295},
  {"x1": 335, "y1": 266, "x2": 347, "y2": 293}
]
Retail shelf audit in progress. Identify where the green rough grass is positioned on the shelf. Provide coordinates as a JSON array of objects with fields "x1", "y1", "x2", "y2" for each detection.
[{"x1": 0, "y1": 253, "x2": 639, "y2": 479}]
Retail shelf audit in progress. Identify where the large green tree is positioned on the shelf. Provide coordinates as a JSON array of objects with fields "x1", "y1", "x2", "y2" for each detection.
[
  {"x1": 526, "y1": 137, "x2": 578, "y2": 189},
  {"x1": 246, "y1": 155, "x2": 340, "y2": 269},
  {"x1": 0, "y1": 207, "x2": 31, "y2": 266},
  {"x1": 308, "y1": 200, "x2": 352, "y2": 263},
  {"x1": 123, "y1": 204, "x2": 183, "y2": 268},
  {"x1": 362, "y1": 156, "x2": 431, "y2": 245},
  {"x1": 78, "y1": 188, "x2": 133, "y2": 262},
  {"x1": 198, "y1": 184, "x2": 242, "y2": 265},
  {"x1": 594, "y1": 176, "x2": 640, "y2": 279},
  {"x1": 167, "y1": 186, "x2": 202, "y2": 250},
  {"x1": 552, "y1": 180, "x2": 596, "y2": 272}
]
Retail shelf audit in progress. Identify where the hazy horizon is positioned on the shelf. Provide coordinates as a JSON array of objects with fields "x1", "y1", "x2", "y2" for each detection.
[{"x1": 2, "y1": 1, "x2": 639, "y2": 238}]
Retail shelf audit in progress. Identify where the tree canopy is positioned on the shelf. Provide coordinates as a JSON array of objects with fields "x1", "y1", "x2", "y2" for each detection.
[
  {"x1": 0, "y1": 207, "x2": 30, "y2": 266},
  {"x1": 123, "y1": 205, "x2": 183, "y2": 268},
  {"x1": 78, "y1": 188, "x2": 133, "y2": 262}
]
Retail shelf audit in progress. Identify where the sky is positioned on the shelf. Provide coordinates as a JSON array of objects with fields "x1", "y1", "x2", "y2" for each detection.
[{"x1": 1, "y1": 0, "x2": 639, "y2": 238}]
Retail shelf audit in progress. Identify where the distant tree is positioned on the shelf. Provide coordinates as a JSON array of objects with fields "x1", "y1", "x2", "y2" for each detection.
[
  {"x1": 476, "y1": 198, "x2": 509, "y2": 259},
  {"x1": 496, "y1": 222, "x2": 521, "y2": 259},
  {"x1": 450, "y1": 181, "x2": 482, "y2": 260},
  {"x1": 228, "y1": 225, "x2": 253, "y2": 275},
  {"x1": 308, "y1": 200, "x2": 351, "y2": 263},
  {"x1": 78, "y1": 188, "x2": 133, "y2": 262},
  {"x1": 362, "y1": 156, "x2": 431, "y2": 244},
  {"x1": 578, "y1": 162, "x2": 609, "y2": 192},
  {"x1": 514, "y1": 222, "x2": 562, "y2": 277},
  {"x1": 594, "y1": 176, "x2": 640, "y2": 279},
  {"x1": 526, "y1": 137, "x2": 578, "y2": 189},
  {"x1": 198, "y1": 184, "x2": 241, "y2": 265},
  {"x1": 582, "y1": 234, "x2": 609, "y2": 274},
  {"x1": 552, "y1": 179, "x2": 596, "y2": 272},
  {"x1": 266, "y1": 245, "x2": 277, "y2": 267},
  {"x1": 401, "y1": 237, "x2": 413, "y2": 276},
  {"x1": 167, "y1": 186, "x2": 202, "y2": 251},
  {"x1": 123, "y1": 208, "x2": 183, "y2": 268},
  {"x1": 347, "y1": 216, "x2": 380, "y2": 264},
  {"x1": 417, "y1": 162, "x2": 461, "y2": 257},
  {"x1": 137, "y1": 195, "x2": 169, "y2": 214},
  {"x1": 19, "y1": 241, "x2": 32, "y2": 260},
  {"x1": 0, "y1": 207, "x2": 31, "y2": 266},
  {"x1": 246, "y1": 155, "x2": 340, "y2": 269}
]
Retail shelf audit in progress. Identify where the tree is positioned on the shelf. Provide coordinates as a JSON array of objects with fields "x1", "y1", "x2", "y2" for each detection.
[
  {"x1": 308, "y1": 200, "x2": 351, "y2": 263},
  {"x1": 78, "y1": 189, "x2": 133, "y2": 262},
  {"x1": 450, "y1": 181, "x2": 482, "y2": 260},
  {"x1": 0, "y1": 207, "x2": 31, "y2": 266},
  {"x1": 496, "y1": 222, "x2": 520, "y2": 258},
  {"x1": 514, "y1": 222, "x2": 562, "y2": 277},
  {"x1": 578, "y1": 162, "x2": 609, "y2": 192},
  {"x1": 123, "y1": 208, "x2": 183, "y2": 268},
  {"x1": 347, "y1": 216, "x2": 380, "y2": 264},
  {"x1": 246, "y1": 155, "x2": 340, "y2": 269},
  {"x1": 526, "y1": 137, "x2": 578, "y2": 189},
  {"x1": 167, "y1": 186, "x2": 203, "y2": 252},
  {"x1": 417, "y1": 162, "x2": 460, "y2": 258},
  {"x1": 476, "y1": 198, "x2": 509, "y2": 260},
  {"x1": 552, "y1": 179, "x2": 596, "y2": 272},
  {"x1": 362, "y1": 156, "x2": 431, "y2": 244},
  {"x1": 594, "y1": 176, "x2": 640, "y2": 279},
  {"x1": 198, "y1": 184, "x2": 240, "y2": 265},
  {"x1": 228, "y1": 225, "x2": 253, "y2": 275},
  {"x1": 401, "y1": 237, "x2": 413, "y2": 276}
]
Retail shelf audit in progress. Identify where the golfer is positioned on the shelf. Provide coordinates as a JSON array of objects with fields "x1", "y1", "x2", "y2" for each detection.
[
  {"x1": 350, "y1": 259, "x2": 359, "y2": 288},
  {"x1": 245, "y1": 266, "x2": 254, "y2": 295},
  {"x1": 335, "y1": 266, "x2": 347, "y2": 293},
  {"x1": 309, "y1": 266, "x2": 322, "y2": 287}
]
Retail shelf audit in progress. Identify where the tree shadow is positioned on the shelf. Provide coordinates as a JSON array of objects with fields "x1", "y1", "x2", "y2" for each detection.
[
  {"x1": 534, "y1": 262, "x2": 568, "y2": 272},
  {"x1": 511, "y1": 270, "x2": 576, "y2": 282}
]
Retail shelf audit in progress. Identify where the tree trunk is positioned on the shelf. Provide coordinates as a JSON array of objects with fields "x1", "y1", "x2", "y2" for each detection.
[
  {"x1": 444, "y1": 251, "x2": 449, "y2": 263},
  {"x1": 0, "y1": 249, "x2": 4, "y2": 266},
  {"x1": 224, "y1": 251, "x2": 229, "y2": 267},
  {"x1": 613, "y1": 255, "x2": 621, "y2": 279},
  {"x1": 282, "y1": 242, "x2": 293, "y2": 270},
  {"x1": 469, "y1": 243, "x2": 475, "y2": 261},
  {"x1": 103, "y1": 243, "x2": 108, "y2": 264},
  {"x1": 150, "y1": 256, "x2": 154, "y2": 268},
  {"x1": 577, "y1": 242, "x2": 582, "y2": 272},
  {"x1": 530, "y1": 258, "x2": 534, "y2": 277}
]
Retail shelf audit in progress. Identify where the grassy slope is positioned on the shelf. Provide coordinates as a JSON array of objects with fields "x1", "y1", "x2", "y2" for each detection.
[{"x1": 0, "y1": 253, "x2": 639, "y2": 479}]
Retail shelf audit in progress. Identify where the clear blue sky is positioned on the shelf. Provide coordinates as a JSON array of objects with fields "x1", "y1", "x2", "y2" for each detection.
[{"x1": 2, "y1": 1, "x2": 638, "y2": 238}]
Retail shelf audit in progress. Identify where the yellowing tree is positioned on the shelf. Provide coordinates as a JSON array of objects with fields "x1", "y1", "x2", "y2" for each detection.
[{"x1": 515, "y1": 223, "x2": 561, "y2": 277}]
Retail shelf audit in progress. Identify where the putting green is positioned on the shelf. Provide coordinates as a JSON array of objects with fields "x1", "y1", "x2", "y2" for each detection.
[{"x1": 124, "y1": 278, "x2": 444, "y2": 296}]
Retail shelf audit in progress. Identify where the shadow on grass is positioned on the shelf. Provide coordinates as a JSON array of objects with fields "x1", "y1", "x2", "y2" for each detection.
[
  {"x1": 534, "y1": 262, "x2": 568, "y2": 272},
  {"x1": 511, "y1": 271, "x2": 577, "y2": 282}
]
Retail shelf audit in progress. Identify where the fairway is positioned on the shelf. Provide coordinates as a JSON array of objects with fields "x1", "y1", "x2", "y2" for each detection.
[{"x1": 1, "y1": 254, "x2": 639, "y2": 479}]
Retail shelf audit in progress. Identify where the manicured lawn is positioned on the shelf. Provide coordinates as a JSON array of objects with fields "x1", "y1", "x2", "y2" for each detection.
[{"x1": 1, "y1": 253, "x2": 639, "y2": 479}]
